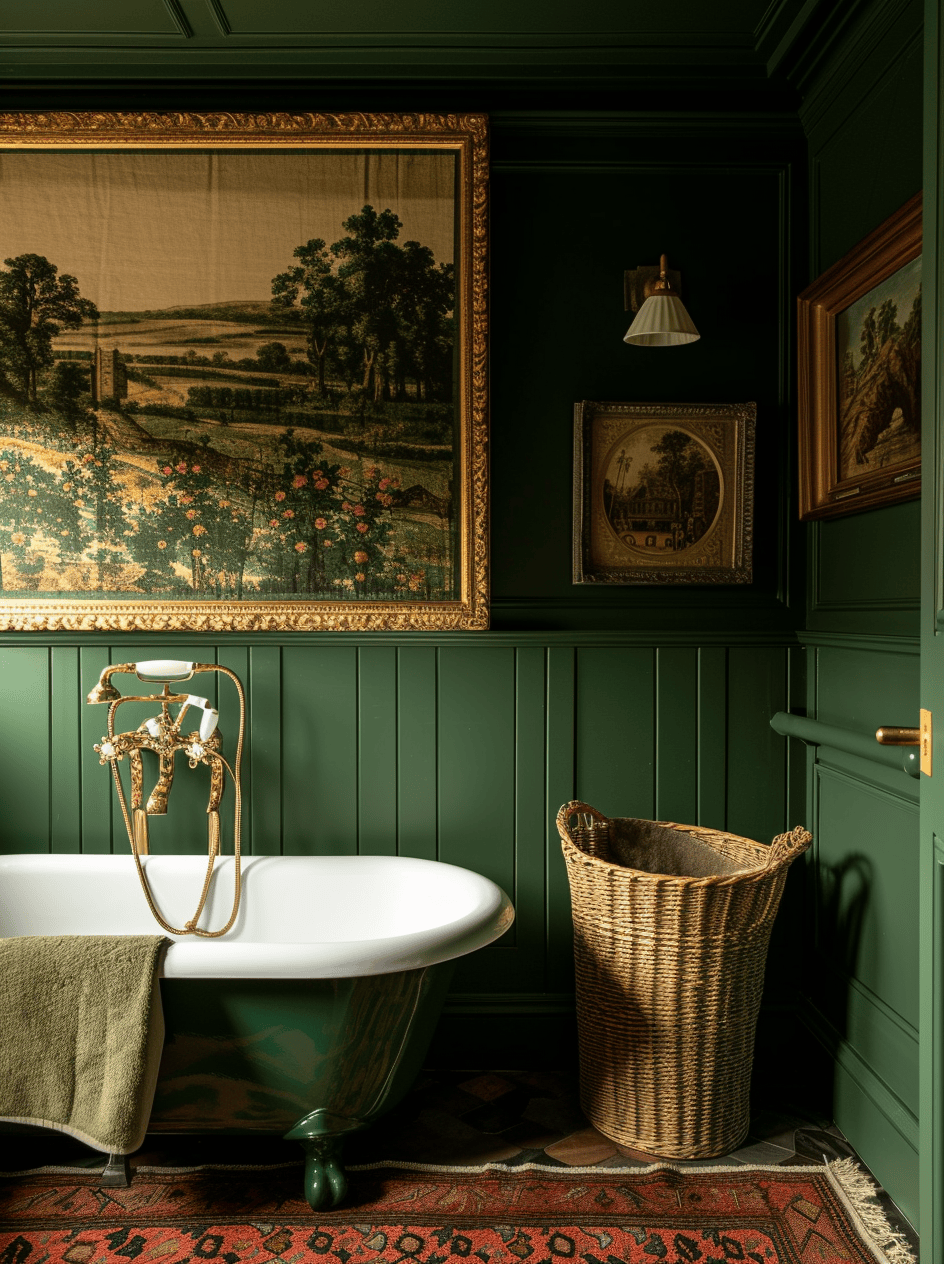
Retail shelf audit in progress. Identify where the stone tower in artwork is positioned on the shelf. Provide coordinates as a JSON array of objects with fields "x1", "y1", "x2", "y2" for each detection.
[{"x1": 91, "y1": 347, "x2": 127, "y2": 404}]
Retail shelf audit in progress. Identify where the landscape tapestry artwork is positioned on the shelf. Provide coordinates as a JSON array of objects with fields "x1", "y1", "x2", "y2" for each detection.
[
  {"x1": 0, "y1": 115, "x2": 488, "y2": 631},
  {"x1": 835, "y1": 254, "x2": 921, "y2": 483}
]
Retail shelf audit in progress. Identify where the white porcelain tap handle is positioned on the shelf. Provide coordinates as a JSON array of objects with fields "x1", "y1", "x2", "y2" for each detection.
[{"x1": 200, "y1": 708, "x2": 220, "y2": 741}]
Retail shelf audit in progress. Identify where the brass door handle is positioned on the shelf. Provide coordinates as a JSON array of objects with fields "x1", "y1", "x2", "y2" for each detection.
[
  {"x1": 876, "y1": 712, "x2": 932, "y2": 776},
  {"x1": 875, "y1": 726, "x2": 920, "y2": 746}
]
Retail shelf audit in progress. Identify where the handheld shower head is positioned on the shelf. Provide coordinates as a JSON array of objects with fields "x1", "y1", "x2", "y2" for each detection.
[{"x1": 87, "y1": 663, "x2": 136, "y2": 705}]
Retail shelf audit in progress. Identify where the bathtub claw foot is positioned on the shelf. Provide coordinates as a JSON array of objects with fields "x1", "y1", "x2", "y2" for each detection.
[
  {"x1": 298, "y1": 1137, "x2": 347, "y2": 1210},
  {"x1": 100, "y1": 1153, "x2": 131, "y2": 1187}
]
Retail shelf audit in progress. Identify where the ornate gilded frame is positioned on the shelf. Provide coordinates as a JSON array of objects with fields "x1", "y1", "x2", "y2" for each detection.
[
  {"x1": 573, "y1": 401, "x2": 755, "y2": 585},
  {"x1": 797, "y1": 193, "x2": 921, "y2": 521},
  {"x1": 0, "y1": 112, "x2": 488, "y2": 631}
]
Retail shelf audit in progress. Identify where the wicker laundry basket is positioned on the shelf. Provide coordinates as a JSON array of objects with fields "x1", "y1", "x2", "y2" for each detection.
[{"x1": 557, "y1": 801, "x2": 812, "y2": 1159}]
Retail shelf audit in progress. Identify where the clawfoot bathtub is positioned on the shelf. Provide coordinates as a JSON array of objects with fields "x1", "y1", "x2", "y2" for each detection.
[{"x1": 0, "y1": 853, "x2": 514, "y2": 1208}]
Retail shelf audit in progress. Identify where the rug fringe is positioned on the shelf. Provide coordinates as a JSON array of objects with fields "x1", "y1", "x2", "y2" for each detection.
[{"x1": 826, "y1": 1157, "x2": 917, "y2": 1264}]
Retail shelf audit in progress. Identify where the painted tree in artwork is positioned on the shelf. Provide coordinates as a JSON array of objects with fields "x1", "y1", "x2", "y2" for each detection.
[
  {"x1": 859, "y1": 306, "x2": 879, "y2": 370},
  {"x1": 271, "y1": 205, "x2": 456, "y2": 405},
  {"x1": 271, "y1": 239, "x2": 342, "y2": 396},
  {"x1": 876, "y1": 298, "x2": 900, "y2": 347},
  {"x1": 394, "y1": 240, "x2": 455, "y2": 403},
  {"x1": 0, "y1": 255, "x2": 98, "y2": 405}
]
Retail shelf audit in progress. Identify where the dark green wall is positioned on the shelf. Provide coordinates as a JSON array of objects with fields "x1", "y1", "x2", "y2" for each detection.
[
  {"x1": 0, "y1": 2, "x2": 846, "y2": 1103},
  {"x1": 0, "y1": 106, "x2": 806, "y2": 1078},
  {"x1": 796, "y1": 0, "x2": 923, "y2": 1223}
]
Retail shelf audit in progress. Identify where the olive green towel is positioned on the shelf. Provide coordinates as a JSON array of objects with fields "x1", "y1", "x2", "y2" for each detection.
[{"x1": 0, "y1": 935, "x2": 167, "y2": 1155}]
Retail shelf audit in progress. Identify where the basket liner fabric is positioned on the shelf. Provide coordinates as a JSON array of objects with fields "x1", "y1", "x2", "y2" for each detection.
[
  {"x1": 558, "y1": 802, "x2": 812, "y2": 1160},
  {"x1": 602, "y1": 818, "x2": 751, "y2": 879}
]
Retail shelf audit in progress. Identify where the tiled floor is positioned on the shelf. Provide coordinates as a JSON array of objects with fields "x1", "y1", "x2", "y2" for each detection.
[{"x1": 0, "y1": 1067, "x2": 919, "y2": 1257}]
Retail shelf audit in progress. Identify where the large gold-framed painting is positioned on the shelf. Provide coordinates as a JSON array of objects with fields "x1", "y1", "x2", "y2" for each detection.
[{"x1": 0, "y1": 112, "x2": 488, "y2": 631}]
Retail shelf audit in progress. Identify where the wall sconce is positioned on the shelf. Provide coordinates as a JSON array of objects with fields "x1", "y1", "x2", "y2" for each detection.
[{"x1": 623, "y1": 253, "x2": 700, "y2": 347}]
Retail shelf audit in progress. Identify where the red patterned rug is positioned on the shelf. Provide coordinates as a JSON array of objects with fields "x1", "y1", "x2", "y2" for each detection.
[{"x1": 0, "y1": 1159, "x2": 915, "y2": 1264}]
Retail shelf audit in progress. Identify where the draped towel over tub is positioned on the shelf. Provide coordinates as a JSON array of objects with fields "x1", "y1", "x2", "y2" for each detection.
[{"x1": 0, "y1": 935, "x2": 167, "y2": 1155}]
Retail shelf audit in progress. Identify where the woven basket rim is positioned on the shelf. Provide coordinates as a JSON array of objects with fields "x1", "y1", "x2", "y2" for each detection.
[
  {"x1": 558, "y1": 810, "x2": 809, "y2": 888},
  {"x1": 560, "y1": 832, "x2": 765, "y2": 888}
]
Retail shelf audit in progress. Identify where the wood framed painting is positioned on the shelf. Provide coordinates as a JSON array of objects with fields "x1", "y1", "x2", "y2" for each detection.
[
  {"x1": 798, "y1": 193, "x2": 921, "y2": 521},
  {"x1": 573, "y1": 401, "x2": 755, "y2": 585},
  {"x1": 0, "y1": 111, "x2": 488, "y2": 631}
]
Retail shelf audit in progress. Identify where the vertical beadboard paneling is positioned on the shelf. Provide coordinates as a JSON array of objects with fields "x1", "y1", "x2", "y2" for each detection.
[
  {"x1": 655, "y1": 646, "x2": 698, "y2": 823},
  {"x1": 575, "y1": 647, "x2": 655, "y2": 818},
  {"x1": 0, "y1": 647, "x2": 49, "y2": 852},
  {"x1": 282, "y1": 645, "x2": 357, "y2": 855},
  {"x1": 437, "y1": 647, "x2": 515, "y2": 882},
  {"x1": 439, "y1": 647, "x2": 516, "y2": 991},
  {"x1": 545, "y1": 645, "x2": 576, "y2": 993},
  {"x1": 698, "y1": 646, "x2": 728, "y2": 828},
  {"x1": 507, "y1": 645, "x2": 546, "y2": 988},
  {"x1": 397, "y1": 645, "x2": 437, "y2": 861},
  {"x1": 51, "y1": 646, "x2": 81, "y2": 853},
  {"x1": 1, "y1": 634, "x2": 798, "y2": 1009},
  {"x1": 80, "y1": 645, "x2": 114, "y2": 853},
  {"x1": 217, "y1": 644, "x2": 251, "y2": 856},
  {"x1": 358, "y1": 646, "x2": 398, "y2": 856},
  {"x1": 248, "y1": 645, "x2": 282, "y2": 854},
  {"x1": 727, "y1": 646, "x2": 788, "y2": 843}
]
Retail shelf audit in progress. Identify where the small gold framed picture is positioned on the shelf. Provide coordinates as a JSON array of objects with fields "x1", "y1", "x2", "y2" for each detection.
[{"x1": 573, "y1": 400, "x2": 756, "y2": 585}]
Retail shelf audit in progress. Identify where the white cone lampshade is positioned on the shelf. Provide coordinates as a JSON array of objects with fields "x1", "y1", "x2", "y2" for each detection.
[{"x1": 623, "y1": 292, "x2": 700, "y2": 347}]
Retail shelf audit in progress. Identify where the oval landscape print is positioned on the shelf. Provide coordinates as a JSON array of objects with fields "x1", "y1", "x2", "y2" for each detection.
[{"x1": 602, "y1": 424, "x2": 722, "y2": 553}]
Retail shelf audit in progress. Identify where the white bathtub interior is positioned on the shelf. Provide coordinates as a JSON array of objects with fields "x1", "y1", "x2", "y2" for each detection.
[{"x1": 0, "y1": 854, "x2": 514, "y2": 979}]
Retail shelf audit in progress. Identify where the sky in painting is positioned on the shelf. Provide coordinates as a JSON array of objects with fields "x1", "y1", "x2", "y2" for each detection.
[
  {"x1": 836, "y1": 254, "x2": 922, "y2": 371},
  {"x1": 604, "y1": 423, "x2": 720, "y2": 492},
  {"x1": 0, "y1": 149, "x2": 456, "y2": 312}
]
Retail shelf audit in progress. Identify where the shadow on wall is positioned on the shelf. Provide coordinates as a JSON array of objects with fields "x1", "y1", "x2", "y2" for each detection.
[
  {"x1": 818, "y1": 853, "x2": 872, "y2": 985},
  {"x1": 770, "y1": 853, "x2": 872, "y2": 1119}
]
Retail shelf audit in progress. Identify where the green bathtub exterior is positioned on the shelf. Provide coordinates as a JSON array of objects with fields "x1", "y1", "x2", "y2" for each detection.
[{"x1": 148, "y1": 962, "x2": 454, "y2": 1208}]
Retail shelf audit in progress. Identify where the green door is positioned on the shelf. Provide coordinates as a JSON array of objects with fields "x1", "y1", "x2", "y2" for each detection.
[{"x1": 921, "y1": 0, "x2": 944, "y2": 1248}]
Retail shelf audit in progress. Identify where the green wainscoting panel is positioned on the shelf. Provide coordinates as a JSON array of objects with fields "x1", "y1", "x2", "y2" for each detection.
[
  {"x1": 217, "y1": 645, "x2": 251, "y2": 855},
  {"x1": 358, "y1": 647, "x2": 398, "y2": 858},
  {"x1": 79, "y1": 645, "x2": 113, "y2": 854},
  {"x1": 811, "y1": 962, "x2": 919, "y2": 1117},
  {"x1": 815, "y1": 765, "x2": 919, "y2": 1030},
  {"x1": 51, "y1": 647, "x2": 80, "y2": 854},
  {"x1": 397, "y1": 646, "x2": 437, "y2": 863},
  {"x1": 809, "y1": 507, "x2": 921, "y2": 639},
  {"x1": 815, "y1": 642, "x2": 919, "y2": 734},
  {"x1": 283, "y1": 646, "x2": 358, "y2": 856},
  {"x1": 575, "y1": 647, "x2": 655, "y2": 820},
  {"x1": 545, "y1": 646, "x2": 576, "y2": 995},
  {"x1": 0, "y1": 646, "x2": 49, "y2": 853},
  {"x1": 798, "y1": 635, "x2": 921, "y2": 1226},
  {"x1": 832, "y1": 1044, "x2": 919, "y2": 1229},
  {"x1": 656, "y1": 647, "x2": 698, "y2": 824},
  {"x1": 438, "y1": 647, "x2": 516, "y2": 993},
  {"x1": 0, "y1": 635, "x2": 797, "y2": 1019},
  {"x1": 437, "y1": 646, "x2": 515, "y2": 887},
  {"x1": 248, "y1": 645, "x2": 281, "y2": 856},
  {"x1": 511, "y1": 647, "x2": 548, "y2": 991}
]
